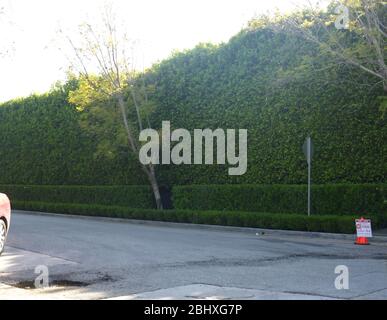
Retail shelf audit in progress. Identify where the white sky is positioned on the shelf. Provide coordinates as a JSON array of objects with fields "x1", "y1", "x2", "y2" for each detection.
[{"x1": 0, "y1": 0, "x2": 326, "y2": 102}]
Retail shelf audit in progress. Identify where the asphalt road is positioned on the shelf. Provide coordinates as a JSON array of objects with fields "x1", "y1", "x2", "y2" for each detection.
[{"x1": 1, "y1": 210, "x2": 387, "y2": 299}]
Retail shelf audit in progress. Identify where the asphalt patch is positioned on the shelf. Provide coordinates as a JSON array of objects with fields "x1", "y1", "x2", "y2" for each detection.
[{"x1": 14, "y1": 279, "x2": 88, "y2": 289}]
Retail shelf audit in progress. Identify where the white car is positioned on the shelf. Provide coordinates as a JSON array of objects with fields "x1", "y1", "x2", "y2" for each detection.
[{"x1": 0, "y1": 193, "x2": 11, "y2": 255}]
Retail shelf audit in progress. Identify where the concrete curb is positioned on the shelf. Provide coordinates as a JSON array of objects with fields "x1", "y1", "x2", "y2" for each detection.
[{"x1": 12, "y1": 209, "x2": 387, "y2": 243}]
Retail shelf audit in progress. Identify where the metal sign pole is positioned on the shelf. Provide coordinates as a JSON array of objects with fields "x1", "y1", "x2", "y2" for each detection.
[
  {"x1": 307, "y1": 138, "x2": 311, "y2": 217},
  {"x1": 303, "y1": 137, "x2": 313, "y2": 217}
]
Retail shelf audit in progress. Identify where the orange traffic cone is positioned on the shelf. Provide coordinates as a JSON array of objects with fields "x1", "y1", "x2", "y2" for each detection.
[{"x1": 355, "y1": 236, "x2": 369, "y2": 245}]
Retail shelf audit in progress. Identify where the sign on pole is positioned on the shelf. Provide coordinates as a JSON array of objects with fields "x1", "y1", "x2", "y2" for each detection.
[
  {"x1": 303, "y1": 137, "x2": 313, "y2": 216},
  {"x1": 355, "y1": 219, "x2": 373, "y2": 238}
]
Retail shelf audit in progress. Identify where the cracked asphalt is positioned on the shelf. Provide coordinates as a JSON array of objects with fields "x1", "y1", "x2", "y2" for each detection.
[{"x1": 1, "y1": 210, "x2": 387, "y2": 299}]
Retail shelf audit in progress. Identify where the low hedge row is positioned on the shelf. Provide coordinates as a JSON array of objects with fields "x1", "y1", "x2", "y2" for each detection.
[
  {"x1": 12, "y1": 200, "x2": 386, "y2": 234},
  {"x1": 173, "y1": 184, "x2": 387, "y2": 215},
  {"x1": 2, "y1": 183, "x2": 386, "y2": 217},
  {"x1": 0, "y1": 185, "x2": 154, "y2": 209}
]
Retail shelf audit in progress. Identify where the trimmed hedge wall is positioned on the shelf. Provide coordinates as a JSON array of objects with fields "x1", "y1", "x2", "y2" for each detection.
[
  {"x1": 1, "y1": 16, "x2": 386, "y2": 187},
  {"x1": 2, "y1": 183, "x2": 386, "y2": 215},
  {"x1": 11, "y1": 200, "x2": 376, "y2": 234},
  {"x1": 0, "y1": 185, "x2": 154, "y2": 209},
  {"x1": 173, "y1": 184, "x2": 387, "y2": 215}
]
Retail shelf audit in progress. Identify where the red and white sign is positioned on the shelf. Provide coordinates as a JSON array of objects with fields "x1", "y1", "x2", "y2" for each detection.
[{"x1": 355, "y1": 219, "x2": 372, "y2": 238}]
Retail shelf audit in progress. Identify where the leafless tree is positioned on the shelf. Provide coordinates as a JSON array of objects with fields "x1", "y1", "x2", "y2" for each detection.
[
  {"x1": 61, "y1": 6, "x2": 164, "y2": 209},
  {"x1": 271, "y1": 0, "x2": 386, "y2": 92}
]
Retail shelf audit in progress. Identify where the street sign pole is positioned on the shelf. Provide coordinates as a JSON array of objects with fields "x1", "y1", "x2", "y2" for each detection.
[
  {"x1": 303, "y1": 137, "x2": 313, "y2": 217},
  {"x1": 307, "y1": 138, "x2": 311, "y2": 217}
]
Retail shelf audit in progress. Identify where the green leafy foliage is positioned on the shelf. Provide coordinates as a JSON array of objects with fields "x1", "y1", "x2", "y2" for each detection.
[
  {"x1": 0, "y1": 11, "x2": 385, "y2": 186},
  {"x1": 0, "y1": 85, "x2": 146, "y2": 185},
  {"x1": 0, "y1": 185, "x2": 154, "y2": 208},
  {"x1": 173, "y1": 184, "x2": 387, "y2": 215},
  {"x1": 147, "y1": 28, "x2": 386, "y2": 185}
]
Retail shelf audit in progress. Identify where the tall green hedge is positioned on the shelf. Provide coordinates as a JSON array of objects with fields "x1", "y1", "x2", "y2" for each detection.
[
  {"x1": 172, "y1": 184, "x2": 386, "y2": 216},
  {"x1": 0, "y1": 18, "x2": 386, "y2": 186},
  {"x1": 0, "y1": 185, "x2": 154, "y2": 209},
  {"x1": 0, "y1": 84, "x2": 146, "y2": 186},
  {"x1": 147, "y1": 30, "x2": 386, "y2": 186}
]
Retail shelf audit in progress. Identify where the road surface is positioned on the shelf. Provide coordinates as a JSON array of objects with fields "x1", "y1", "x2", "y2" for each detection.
[{"x1": 1, "y1": 210, "x2": 387, "y2": 299}]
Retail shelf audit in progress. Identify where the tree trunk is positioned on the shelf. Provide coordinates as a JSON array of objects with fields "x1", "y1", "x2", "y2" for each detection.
[
  {"x1": 144, "y1": 164, "x2": 163, "y2": 210},
  {"x1": 116, "y1": 93, "x2": 163, "y2": 210}
]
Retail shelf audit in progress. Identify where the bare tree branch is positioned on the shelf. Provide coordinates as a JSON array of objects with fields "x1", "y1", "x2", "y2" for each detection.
[{"x1": 271, "y1": 0, "x2": 387, "y2": 91}]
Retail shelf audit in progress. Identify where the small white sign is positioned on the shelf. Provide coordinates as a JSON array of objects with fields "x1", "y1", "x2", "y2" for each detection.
[{"x1": 355, "y1": 219, "x2": 372, "y2": 238}]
